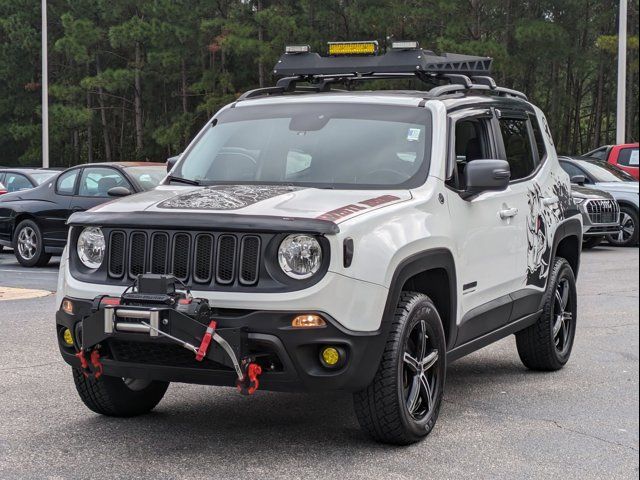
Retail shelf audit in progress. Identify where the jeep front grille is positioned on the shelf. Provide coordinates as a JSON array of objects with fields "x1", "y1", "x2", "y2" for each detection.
[
  {"x1": 585, "y1": 199, "x2": 619, "y2": 225},
  {"x1": 107, "y1": 230, "x2": 262, "y2": 287}
]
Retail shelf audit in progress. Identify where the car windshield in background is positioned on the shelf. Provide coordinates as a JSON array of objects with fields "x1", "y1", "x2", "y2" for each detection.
[
  {"x1": 30, "y1": 171, "x2": 58, "y2": 185},
  {"x1": 125, "y1": 166, "x2": 166, "y2": 190},
  {"x1": 580, "y1": 160, "x2": 638, "y2": 182},
  {"x1": 175, "y1": 103, "x2": 432, "y2": 189}
]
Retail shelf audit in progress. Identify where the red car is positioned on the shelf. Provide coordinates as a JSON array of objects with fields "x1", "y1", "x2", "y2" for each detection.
[
  {"x1": 584, "y1": 143, "x2": 639, "y2": 180},
  {"x1": 0, "y1": 182, "x2": 6, "y2": 195}
]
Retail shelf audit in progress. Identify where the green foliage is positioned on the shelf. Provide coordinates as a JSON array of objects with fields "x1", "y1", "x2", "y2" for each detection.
[{"x1": 0, "y1": 0, "x2": 638, "y2": 166}]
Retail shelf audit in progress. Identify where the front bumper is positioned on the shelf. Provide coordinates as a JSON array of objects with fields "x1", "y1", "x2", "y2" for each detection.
[{"x1": 56, "y1": 298, "x2": 389, "y2": 393}]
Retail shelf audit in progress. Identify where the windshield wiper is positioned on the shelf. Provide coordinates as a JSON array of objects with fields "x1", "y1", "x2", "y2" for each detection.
[{"x1": 166, "y1": 175, "x2": 201, "y2": 186}]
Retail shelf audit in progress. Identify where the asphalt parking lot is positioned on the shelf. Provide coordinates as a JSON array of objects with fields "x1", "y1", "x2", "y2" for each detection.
[{"x1": 0, "y1": 247, "x2": 638, "y2": 480}]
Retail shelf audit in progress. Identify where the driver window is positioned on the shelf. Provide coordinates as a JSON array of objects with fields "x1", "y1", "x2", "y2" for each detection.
[
  {"x1": 78, "y1": 168, "x2": 129, "y2": 197},
  {"x1": 450, "y1": 118, "x2": 491, "y2": 189}
]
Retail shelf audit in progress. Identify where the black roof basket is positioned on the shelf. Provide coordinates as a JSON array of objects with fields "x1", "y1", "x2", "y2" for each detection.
[{"x1": 273, "y1": 50, "x2": 492, "y2": 77}]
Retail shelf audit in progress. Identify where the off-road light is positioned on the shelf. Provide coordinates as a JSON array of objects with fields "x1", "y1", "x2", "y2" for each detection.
[
  {"x1": 285, "y1": 45, "x2": 311, "y2": 54},
  {"x1": 62, "y1": 328, "x2": 74, "y2": 346},
  {"x1": 77, "y1": 227, "x2": 105, "y2": 269},
  {"x1": 62, "y1": 299, "x2": 74, "y2": 315},
  {"x1": 391, "y1": 41, "x2": 420, "y2": 50},
  {"x1": 328, "y1": 41, "x2": 378, "y2": 56},
  {"x1": 278, "y1": 234, "x2": 322, "y2": 279},
  {"x1": 320, "y1": 346, "x2": 342, "y2": 368},
  {"x1": 291, "y1": 314, "x2": 326, "y2": 328}
]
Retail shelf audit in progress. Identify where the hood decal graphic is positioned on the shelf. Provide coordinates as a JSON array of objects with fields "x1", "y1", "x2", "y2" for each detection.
[{"x1": 157, "y1": 185, "x2": 303, "y2": 210}]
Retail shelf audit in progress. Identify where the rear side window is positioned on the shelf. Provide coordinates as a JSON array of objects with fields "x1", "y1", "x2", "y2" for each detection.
[
  {"x1": 56, "y1": 169, "x2": 79, "y2": 195},
  {"x1": 618, "y1": 148, "x2": 639, "y2": 167},
  {"x1": 530, "y1": 115, "x2": 547, "y2": 162},
  {"x1": 499, "y1": 118, "x2": 536, "y2": 181}
]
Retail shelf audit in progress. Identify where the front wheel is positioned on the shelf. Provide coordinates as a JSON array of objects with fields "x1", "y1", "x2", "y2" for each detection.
[
  {"x1": 73, "y1": 369, "x2": 169, "y2": 417},
  {"x1": 12, "y1": 219, "x2": 51, "y2": 267},
  {"x1": 606, "y1": 206, "x2": 639, "y2": 247},
  {"x1": 353, "y1": 292, "x2": 446, "y2": 445},
  {"x1": 516, "y1": 257, "x2": 577, "y2": 371}
]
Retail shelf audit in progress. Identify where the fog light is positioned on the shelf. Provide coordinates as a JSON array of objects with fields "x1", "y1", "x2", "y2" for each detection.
[
  {"x1": 62, "y1": 299, "x2": 74, "y2": 315},
  {"x1": 320, "y1": 346, "x2": 345, "y2": 369},
  {"x1": 62, "y1": 328, "x2": 74, "y2": 346},
  {"x1": 292, "y1": 314, "x2": 326, "y2": 328}
]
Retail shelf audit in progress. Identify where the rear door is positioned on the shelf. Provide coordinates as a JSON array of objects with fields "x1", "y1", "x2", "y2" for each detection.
[{"x1": 40, "y1": 168, "x2": 79, "y2": 246}]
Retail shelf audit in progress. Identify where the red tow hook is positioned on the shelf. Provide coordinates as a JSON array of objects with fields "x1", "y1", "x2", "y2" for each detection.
[
  {"x1": 236, "y1": 363, "x2": 263, "y2": 395},
  {"x1": 195, "y1": 321, "x2": 217, "y2": 361},
  {"x1": 75, "y1": 348, "x2": 103, "y2": 379}
]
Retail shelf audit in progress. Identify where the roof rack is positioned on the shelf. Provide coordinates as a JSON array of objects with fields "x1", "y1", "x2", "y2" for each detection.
[{"x1": 236, "y1": 44, "x2": 527, "y2": 102}]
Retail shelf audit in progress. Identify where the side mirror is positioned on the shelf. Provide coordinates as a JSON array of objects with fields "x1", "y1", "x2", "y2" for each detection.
[
  {"x1": 461, "y1": 159, "x2": 511, "y2": 200},
  {"x1": 571, "y1": 175, "x2": 586, "y2": 186},
  {"x1": 107, "y1": 186, "x2": 132, "y2": 197},
  {"x1": 167, "y1": 155, "x2": 180, "y2": 173}
]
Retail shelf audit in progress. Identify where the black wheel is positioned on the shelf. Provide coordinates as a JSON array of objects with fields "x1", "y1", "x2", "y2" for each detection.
[
  {"x1": 606, "y1": 206, "x2": 639, "y2": 247},
  {"x1": 73, "y1": 369, "x2": 169, "y2": 417},
  {"x1": 516, "y1": 257, "x2": 577, "y2": 371},
  {"x1": 353, "y1": 292, "x2": 446, "y2": 445},
  {"x1": 12, "y1": 219, "x2": 51, "y2": 267},
  {"x1": 581, "y1": 236, "x2": 603, "y2": 249}
]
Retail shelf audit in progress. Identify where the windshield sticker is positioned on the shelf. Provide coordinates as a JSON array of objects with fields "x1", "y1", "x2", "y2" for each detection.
[
  {"x1": 317, "y1": 194, "x2": 400, "y2": 221},
  {"x1": 407, "y1": 128, "x2": 421, "y2": 142},
  {"x1": 158, "y1": 185, "x2": 303, "y2": 210}
]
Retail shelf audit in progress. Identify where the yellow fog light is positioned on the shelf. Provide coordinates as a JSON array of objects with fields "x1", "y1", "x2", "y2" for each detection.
[
  {"x1": 62, "y1": 299, "x2": 74, "y2": 315},
  {"x1": 62, "y1": 328, "x2": 74, "y2": 346},
  {"x1": 320, "y1": 346, "x2": 345, "y2": 369},
  {"x1": 291, "y1": 314, "x2": 326, "y2": 329}
]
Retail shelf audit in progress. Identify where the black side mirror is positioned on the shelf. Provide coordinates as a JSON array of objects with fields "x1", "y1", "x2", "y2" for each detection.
[
  {"x1": 107, "y1": 186, "x2": 132, "y2": 197},
  {"x1": 167, "y1": 155, "x2": 180, "y2": 173},
  {"x1": 461, "y1": 159, "x2": 511, "y2": 200},
  {"x1": 571, "y1": 175, "x2": 586, "y2": 186}
]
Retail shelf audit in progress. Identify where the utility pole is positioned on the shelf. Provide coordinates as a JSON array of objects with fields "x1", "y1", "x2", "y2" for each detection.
[
  {"x1": 41, "y1": 0, "x2": 49, "y2": 168},
  {"x1": 616, "y1": 0, "x2": 627, "y2": 145}
]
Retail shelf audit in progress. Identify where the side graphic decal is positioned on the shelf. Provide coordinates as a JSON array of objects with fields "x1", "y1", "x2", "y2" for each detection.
[
  {"x1": 158, "y1": 185, "x2": 302, "y2": 210},
  {"x1": 526, "y1": 173, "x2": 572, "y2": 288}
]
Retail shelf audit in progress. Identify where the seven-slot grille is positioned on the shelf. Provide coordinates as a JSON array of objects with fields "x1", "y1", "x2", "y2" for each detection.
[
  {"x1": 108, "y1": 230, "x2": 262, "y2": 286},
  {"x1": 585, "y1": 199, "x2": 619, "y2": 225}
]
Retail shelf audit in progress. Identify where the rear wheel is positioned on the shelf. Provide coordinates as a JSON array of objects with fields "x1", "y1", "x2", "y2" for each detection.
[
  {"x1": 516, "y1": 258, "x2": 577, "y2": 371},
  {"x1": 606, "y1": 206, "x2": 639, "y2": 247},
  {"x1": 353, "y1": 292, "x2": 446, "y2": 445},
  {"x1": 12, "y1": 219, "x2": 51, "y2": 267},
  {"x1": 582, "y1": 236, "x2": 603, "y2": 249},
  {"x1": 72, "y1": 369, "x2": 169, "y2": 417}
]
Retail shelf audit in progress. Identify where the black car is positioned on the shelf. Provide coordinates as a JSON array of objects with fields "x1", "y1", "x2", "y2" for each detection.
[
  {"x1": 0, "y1": 168, "x2": 59, "y2": 194},
  {"x1": 0, "y1": 162, "x2": 166, "y2": 265}
]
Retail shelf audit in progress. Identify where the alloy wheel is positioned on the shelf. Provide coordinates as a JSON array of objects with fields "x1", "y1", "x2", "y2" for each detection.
[
  {"x1": 402, "y1": 319, "x2": 439, "y2": 421},
  {"x1": 615, "y1": 212, "x2": 635, "y2": 243},
  {"x1": 17, "y1": 226, "x2": 37, "y2": 261},
  {"x1": 553, "y1": 278, "x2": 573, "y2": 355}
]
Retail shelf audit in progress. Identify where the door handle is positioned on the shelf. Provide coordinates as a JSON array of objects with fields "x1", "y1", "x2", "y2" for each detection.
[
  {"x1": 499, "y1": 207, "x2": 519, "y2": 219},
  {"x1": 543, "y1": 196, "x2": 559, "y2": 207}
]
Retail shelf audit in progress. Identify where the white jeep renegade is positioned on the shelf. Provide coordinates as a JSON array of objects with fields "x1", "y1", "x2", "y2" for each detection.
[{"x1": 56, "y1": 43, "x2": 582, "y2": 445}]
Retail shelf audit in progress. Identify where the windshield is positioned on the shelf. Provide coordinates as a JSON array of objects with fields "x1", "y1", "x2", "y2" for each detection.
[
  {"x1": 578, "y1": 160, "x2": 637, "y2": 182},
  {"x1": 174, "y1": 103, "x2": 432, "y2": 189},
  {"x1": 30, "y1": 171, "x2": 57, "y2": 184},
  {"x1": 125, "y1": 166, "x2": 166, "y2": 190}
]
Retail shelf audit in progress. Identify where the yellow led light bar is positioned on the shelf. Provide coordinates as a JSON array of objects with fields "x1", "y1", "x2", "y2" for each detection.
[{"x1": 328, "y1": 41, "x2": 378, "y2": 56}]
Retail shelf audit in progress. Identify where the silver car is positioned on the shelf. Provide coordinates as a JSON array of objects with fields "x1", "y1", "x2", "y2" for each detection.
[
  {"x1": 560, "y1": 156, "x2": 639, "y2": 247},
  {"x1": 571, "y1": 185, "x2": 620, "y2": 249}
]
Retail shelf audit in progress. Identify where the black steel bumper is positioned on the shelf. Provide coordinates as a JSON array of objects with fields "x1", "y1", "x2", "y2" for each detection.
[{"x1": 56, "y1": 298, "x2": 389, "y2": 392}]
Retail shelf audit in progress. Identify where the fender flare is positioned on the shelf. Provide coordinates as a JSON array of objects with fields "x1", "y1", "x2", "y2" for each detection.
[
  {"x1": 551, "y1": 216, "x2": 582, "y2": 277},
  {"x1": 381, "y1": 248, "x2": 458, "y2": 350}
]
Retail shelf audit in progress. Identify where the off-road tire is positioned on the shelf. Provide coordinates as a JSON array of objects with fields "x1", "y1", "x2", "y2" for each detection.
[
  {"x1": 581, "y1": 236, "x2": 603, "y2": 249},
  {"x1": 606, "y1": 205, "x2": 639, "y2": 247},
  {"x1": 72, "y1": 369, "x2": 169, "y2": 417},
  {"x1": 516, "y1": 257, "x2": 577, "y2": 371},
  {"x1": 353, "y1": 292, "x2": 446, "y2": 445},
  {"x1": 12, "y1": 219, "x2": 51, "y2": 267}
]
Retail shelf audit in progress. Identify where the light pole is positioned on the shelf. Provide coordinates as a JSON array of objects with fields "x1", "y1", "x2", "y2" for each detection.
[
  {"x1": 616, "y1": 0, "x2": 627, "y2": 145},
  {"x1": 41, "y1": 0, "x2": 49, "y2": 168}
]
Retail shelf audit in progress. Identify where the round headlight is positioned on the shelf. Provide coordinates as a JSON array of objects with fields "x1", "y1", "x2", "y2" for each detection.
[
  {"x1": 77, "y1": 227, "x2": 105, "y2": 269},
  {"x1": 278, "y1": 234, "x2": 322, "y2": 279}
]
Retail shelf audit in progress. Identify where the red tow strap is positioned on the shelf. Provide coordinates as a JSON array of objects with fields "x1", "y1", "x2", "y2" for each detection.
[
  {"x1": 195, "y1": 321, "x2": 217, "y2": 361},
  {"x1": 75, "y1": 349, "x2": 103, "y2": 379}
]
